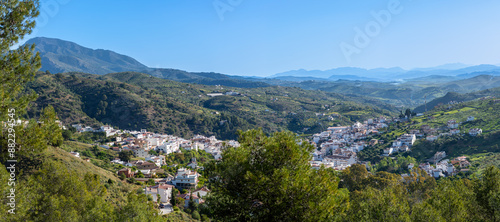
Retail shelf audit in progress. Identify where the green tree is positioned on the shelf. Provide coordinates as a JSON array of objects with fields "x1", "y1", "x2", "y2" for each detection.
[
  {"x1": 171, "y1": 188, "x2": 178, "y2": 206},
  {"x1": 206, "y1": 129, "x2": 349, "y2": 222},
  {"x1": 39, "y1": 105, "x2": 63, "y2": 146},
  {"x1": 339, "y1": 164, "x2": 370, "y2": 192},
  {"x1": 116, "y1": 193, "x2": 162, "y2": 221},
  {"x1": 148, "y1": 149, "x2": 158, "y2": 156},
  {"x1": 475, "y1": 165, "x2": 500, "y2": 221},
  {"x1": 345, "y1": 186, "x2": 411, "y2": 222},
  {"x1": 0, "y1": 0, "x2": 40, "y2": 121},
  {"x1": 119, "y1": 150, "x2": 133, "y2": 162}
]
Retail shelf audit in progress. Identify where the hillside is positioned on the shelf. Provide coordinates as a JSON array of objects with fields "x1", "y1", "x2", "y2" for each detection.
[
  {"x1": 26, "y1": 71, "x2": 395, "y2": 140},
  {"x1": 263, "y1": 75, "x2": 500, "y2": 108},
  {"x1": 413, "y1": 87, "x2": 500, "y2": 113},
  {"x1": 360, "y1": 97, "x2": 500, "y2": 164}
]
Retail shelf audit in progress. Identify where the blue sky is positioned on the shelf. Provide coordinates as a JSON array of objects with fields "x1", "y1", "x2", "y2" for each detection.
[{"x1": 21, "y1": 0, "x2": 500, "y2": 76}]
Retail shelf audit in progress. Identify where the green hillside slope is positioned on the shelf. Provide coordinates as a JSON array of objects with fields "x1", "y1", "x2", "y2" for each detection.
[{"x1": 27, "y1": 72, "x2": 395, "y2": 140}]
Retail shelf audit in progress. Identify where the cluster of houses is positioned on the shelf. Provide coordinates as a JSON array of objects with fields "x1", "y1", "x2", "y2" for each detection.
[
  {"x1": 137, "y1": 167, "x2": 211, "y2": 208},
  {"x1": 144, "y1": 182, "x2": 211, "y2": 208},
  {"x1": 68, "y1": 123, "x2": 241, "y2": 208},
  {"x1": 89, "y1": 127, "x2": 240, "y2": 163},
  {"x1": 118, "y1": 162, "x2": 210, "y2": 208},
  {"x1": 424, "y1": 117, "x2": 482, "y2": 141},
  {"x1": 71, "y1": 124, "x2": 121, "y2": 137},
  {"x1": 413, "y1": 152, "x2": 471, "y2": 178},
  {"x1": 383, "y1": 133, "x2": 416, "y2": 155},
  {"x1": 310, "y1": 117, "x2": 390, "y2": 170},
  {"x1": 108, "y1": 129, "x2": 240, "y2": 180}
]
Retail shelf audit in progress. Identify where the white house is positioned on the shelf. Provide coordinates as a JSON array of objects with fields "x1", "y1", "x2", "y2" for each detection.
[
  {"x1": 145, "y1": 184, "x2": 174, "y2": 203},
  {"x1": 192, "y1": 187, "x2": 210, "y2": 198},
  {"x1": 145, "y1": 155, "x2": 165, "y2": 167},
  {"x1": 69, "y1": 151, "x2": 80, "y2": 158},
  {"x1": 467, "y1": 116, "x2": 475, "y2": 122},
  {"x1": 469, "y1": 128, "x2": 482, "y2": 136},
  {"x1": 133, "y1": 147, "x2": 148, "y2": 158},
  {"x1": 450, "y1": 129, "x2": 460, "y2": 135},
  {"x1": 426, "y1": 135, "x2": 438, "y2": 141},
  {"x1": 157, "y1": 141, "x2": 179, "y2": 154},
  {"x1": 384, "y1": 148, "x2": 394, "y2": 155},
  {"x1": 172, "y1": 168, "x2": 199, "y2": 190},
  {"x1": 447, "y1": 120, "x2": 459, "y2": 129}
]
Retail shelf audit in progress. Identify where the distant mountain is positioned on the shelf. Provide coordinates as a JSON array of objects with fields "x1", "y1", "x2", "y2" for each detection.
[
  {"x1": 410, "y1": 63, "x2": 469, "y2": 71},
  {"x1": 26, "y1": 37, "x2": 149, "y2": 74},
  {"x1": 272, "y1": 64, "x2": 500, "y2": 82},
  {"x1": 24, "y1": 37, "x2": 268, "y2": 88},
  {"x1": 270, "y1": 67, "x2": 405, "y2": 81}
]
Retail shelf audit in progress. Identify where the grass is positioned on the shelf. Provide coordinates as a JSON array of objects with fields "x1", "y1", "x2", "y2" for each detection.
[{"x1": 45, "y1": 144, "x2": 142, "y2": 204}]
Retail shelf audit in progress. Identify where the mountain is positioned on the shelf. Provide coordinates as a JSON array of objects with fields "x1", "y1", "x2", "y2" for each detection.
[
  {"x1": 26, "y1": 37, "x2": 149, "y2": 74},
  {"x1": 271, "y1": 65, "x2": 500, "y2": 82},
  {"x1": 24, "y1": 37, "x2": 269, "y2": 88},
  {"x1": 410, "y1": 63, "x2": 469, "y2": 71},
  {"x1": 270, "y1": 67, "x2": 405, "y2": 81}
]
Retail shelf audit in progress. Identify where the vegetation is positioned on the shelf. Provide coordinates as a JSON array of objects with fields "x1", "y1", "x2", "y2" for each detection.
[
  {"x1": 202, "y1": 129, "x2": 500, "y2": 221},
  {"x1": 27, "y1": 71, "x2": 394, "y2": 140},
  {"x1": 206, "y1": 129, "x2": 349, "y2": 221}
]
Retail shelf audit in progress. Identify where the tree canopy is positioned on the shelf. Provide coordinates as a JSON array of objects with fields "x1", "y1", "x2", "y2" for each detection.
[{"x1": 206, "y1": 129, "x2": 349, "y2": 221}]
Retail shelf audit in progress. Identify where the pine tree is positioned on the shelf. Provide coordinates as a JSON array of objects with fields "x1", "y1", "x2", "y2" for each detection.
[
  {"x1": 0, "y1": 0, "x2": 41, "y2": 121},
  {"x1": 170, "y1": 188, "x2": 177, "y2": 206}
]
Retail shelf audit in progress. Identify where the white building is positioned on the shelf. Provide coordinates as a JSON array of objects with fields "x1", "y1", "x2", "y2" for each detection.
[
  {"x1": 426, "y1": 135, "x2": 438, "y2": 141},
  {"x1": 133, "y1": 147, "x2": 148, "y2": 158},
  {"x1": 156, "y1": 141, "x2": 179, "y2": 154},
  {"x1": 172, "y1": 168, "x2": 199, "y2": 190},
  {"x1": 447, "y1": 120, "x2": 459, "y2": 129},
  {"x1": 145, "y1": 184, "x2": 174, "y2": 203},
  {"x1": 469, "y1": 128, "x2": 482, "y2": 136}
]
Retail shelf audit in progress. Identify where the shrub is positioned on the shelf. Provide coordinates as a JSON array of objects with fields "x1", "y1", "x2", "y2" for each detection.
[{"x1": 192, "y1": 211, "x2": 201, "y2": 220}]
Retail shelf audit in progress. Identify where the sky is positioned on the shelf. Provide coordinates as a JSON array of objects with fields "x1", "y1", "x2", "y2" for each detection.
[{"x1": 20, "y1": 0, "x2": 500, "y2": 77}]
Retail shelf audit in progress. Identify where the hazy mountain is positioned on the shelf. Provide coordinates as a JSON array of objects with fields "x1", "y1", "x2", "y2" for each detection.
[
  {"x1": 410, "y1": 63, "x2": 469, "y2": 71},
  {"x1": 272, "y1": 64, "x2": 500, "y2": 82},
  {"x1": 270, "y1": 67, "x2": 405, "y2": 81},
  {"x1": 26, "y1": 37, "x2": 149, "y2": 74}
]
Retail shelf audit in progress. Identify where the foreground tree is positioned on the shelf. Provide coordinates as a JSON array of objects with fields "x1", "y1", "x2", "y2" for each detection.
[
  {"x1": 206, "y1": 129, "x2": 349, "y2": 221},
  {"x1": 0, "y1": 0, "x2": 40, "y2": 120}
]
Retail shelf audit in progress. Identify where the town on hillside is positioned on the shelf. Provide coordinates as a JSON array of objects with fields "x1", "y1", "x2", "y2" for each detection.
[
  {"x1": 309, "y1": 115, "x2": 480, "y2": 178},
  {"x1": 68, "y1": 123, "x2": 239, "y2": 214}
]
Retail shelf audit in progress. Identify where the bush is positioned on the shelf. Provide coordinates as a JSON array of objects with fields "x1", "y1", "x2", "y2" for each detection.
[
  {"x1": 192, "y1": 211, "x2": 201, "y2": 220},
  {"x1": 173, "y1": 206, "x2": 180, "y2": 212},
  {"x1": 127, "y1": 177, "x2": 136, "y2": 184},
  {"x1": 201, "y1": 214, "x2": 210, "y2": 221}
]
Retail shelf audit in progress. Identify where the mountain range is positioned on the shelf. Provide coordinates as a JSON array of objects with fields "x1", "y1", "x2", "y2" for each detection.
[
  {"x1": 271, "y1": 65, "x2": 500, "y2": 82},
  {"x1": 26, "y1": 37, "x2": 500, "y2": 83},
  {"x1": 23, "y1": 37, "x2": 500, "y2": 110}
]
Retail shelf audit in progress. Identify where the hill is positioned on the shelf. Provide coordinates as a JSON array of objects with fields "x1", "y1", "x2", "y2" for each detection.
[
  {"x1": 26, "y1": 71, "x2": 395, "y2": 140},
  {"x1": 361, "y1": 98, "x2": 500, "y2": 164},
  {"x1": 413, "y1": 87, "x2": 500, "y2": 113}
]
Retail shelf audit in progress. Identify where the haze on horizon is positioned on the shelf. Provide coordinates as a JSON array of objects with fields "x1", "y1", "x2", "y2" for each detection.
[{"x1": 21, "y1": 0, "x2": 500, "y2": 77}]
